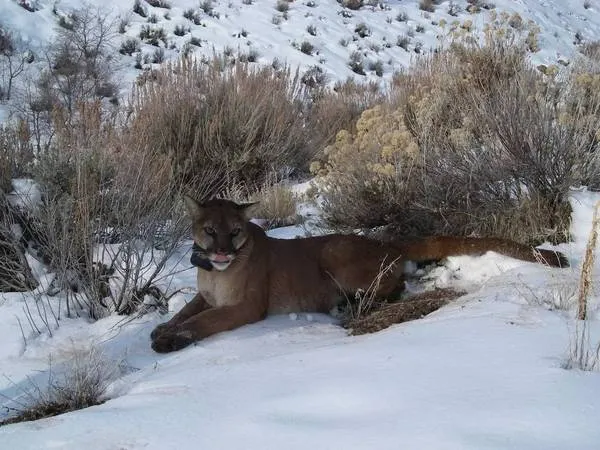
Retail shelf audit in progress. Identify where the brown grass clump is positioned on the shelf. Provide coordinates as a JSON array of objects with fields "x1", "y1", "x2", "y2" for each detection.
[
  {"x1": 344, "y1": 288, "x2": 465, "y2": 335},
  {"x1": 0, "y1": 400, "x2": 101, "y2": 426}
]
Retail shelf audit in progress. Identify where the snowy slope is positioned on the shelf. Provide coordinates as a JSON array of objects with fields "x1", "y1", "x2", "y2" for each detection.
[
  {"x1": 0, "y1": 189, "x2": 599, "y2": 449},
  {"x1": 1, "y1": 0, "x2": 600, "y2": 96},
  {"x1": 1, "y1": 303, "x2": 600, "y2": 450}
]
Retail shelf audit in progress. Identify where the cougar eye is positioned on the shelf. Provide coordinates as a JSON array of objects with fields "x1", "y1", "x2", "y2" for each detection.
[
  {"x1": 204, "y1": 226, "x2": 216, "y2": 236},
  {"x1": 230, "y1": 227, "x2": 241, "y2": 237}
]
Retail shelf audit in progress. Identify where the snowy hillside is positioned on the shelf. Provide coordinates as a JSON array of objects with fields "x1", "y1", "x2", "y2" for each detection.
[{"x1": 1, "y1": 0, "x2": 600, "y2": 95}]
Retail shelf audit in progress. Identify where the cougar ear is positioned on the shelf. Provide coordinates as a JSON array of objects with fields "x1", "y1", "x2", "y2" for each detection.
[
  {"x1": 183, "y1": 195, "x2": 203, "y2": 219},
  {"x1": 236, "y1": 201, "x2": 260, "y2": 220}
]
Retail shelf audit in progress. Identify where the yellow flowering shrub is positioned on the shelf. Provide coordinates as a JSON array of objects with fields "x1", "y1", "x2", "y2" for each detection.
[{"x1": 312, "y1": 105, "x2": 419, "y2": 186}]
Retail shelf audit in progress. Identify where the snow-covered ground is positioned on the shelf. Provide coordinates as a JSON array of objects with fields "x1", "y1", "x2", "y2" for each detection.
[{"x1": 0, "y1": 188, "x2": 599, "y2": 449}]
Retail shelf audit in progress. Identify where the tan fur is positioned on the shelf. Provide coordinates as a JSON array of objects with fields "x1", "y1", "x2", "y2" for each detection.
[{"x1": 150, "y1": 198, "x2": 569, "y2": 352}]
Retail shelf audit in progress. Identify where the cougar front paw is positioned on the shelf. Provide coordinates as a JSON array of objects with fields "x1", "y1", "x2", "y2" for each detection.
[
  {"x1": 150, "y1": 323, "x2": 174, "y2": 341},
  {"x1": 151, "y1": 329, "x2": 195, "y2": 353}
]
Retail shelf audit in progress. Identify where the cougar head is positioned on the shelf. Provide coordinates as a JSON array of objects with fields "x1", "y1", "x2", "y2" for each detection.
[{"x1": 184, "y1": 196, "x2": 259, "y2": 271}]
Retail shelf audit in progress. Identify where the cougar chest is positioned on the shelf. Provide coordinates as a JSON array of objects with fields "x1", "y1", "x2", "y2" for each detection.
[{"x1": 196, "y1": 267, "x2": 244, "y2": 308}]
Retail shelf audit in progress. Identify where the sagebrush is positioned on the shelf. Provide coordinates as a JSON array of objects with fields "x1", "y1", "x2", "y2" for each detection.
[{"x1": 315, "y1": 31, "x2": 600, "y2": 245}]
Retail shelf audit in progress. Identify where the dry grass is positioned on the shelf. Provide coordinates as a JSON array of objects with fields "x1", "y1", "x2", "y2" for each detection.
[
  {"x1": 518, "y1": 280, "x2": 578, "y2": 312},
  {"x1": 577, "y1": 201, "x2": 599, "y2": 320},
  {"x1": 565, "y1": 201, "x2": 600, "y2": 371},
  {"x1": 251, "y1": 183, "x2": 300, "y2": 229},
  {"x1": 341, "y1": 257, "x2": 403, "y2": 323},
  {"x1": 344, "y1": 288, "x2": 465, "y2": 335},
  {"x1": 0, "y1": 346, "x2": 117, "y2": 426}
]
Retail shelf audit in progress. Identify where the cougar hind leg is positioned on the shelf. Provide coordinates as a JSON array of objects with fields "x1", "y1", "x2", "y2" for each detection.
[{"x1": 320, "y1": 236, "x2": 406, "y2": 299}]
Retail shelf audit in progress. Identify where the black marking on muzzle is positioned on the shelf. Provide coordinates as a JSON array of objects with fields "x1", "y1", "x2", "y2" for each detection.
[{"x1": 190, "y1": 242, "x2": 213, "y2": 272}]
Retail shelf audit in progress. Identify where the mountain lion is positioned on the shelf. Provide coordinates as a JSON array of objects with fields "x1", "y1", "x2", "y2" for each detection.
[{"x1": 150, "y1": 197, "x2": 568, "y2": 353}]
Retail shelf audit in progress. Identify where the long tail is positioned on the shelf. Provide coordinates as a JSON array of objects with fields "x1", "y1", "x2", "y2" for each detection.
[{"x1": 393, "y1": 236, "x2": 569, "y2": 268}]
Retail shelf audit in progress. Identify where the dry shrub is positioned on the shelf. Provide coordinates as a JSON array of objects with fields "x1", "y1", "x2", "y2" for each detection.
[
  {"x1": 342, "y1": 0, "x2": 363, "y2": 10},
  {"x1": 128, "y1": 58, "x2": 313, "y2": 193},
  {"x1": 419, "y1": 0, "x2": 436, "y2": 13},
  {"x1": 580, "y1": 40, "x2": 600, "y2": 61},
  {"x1": 29, "y1": 5, "x2": 118, "y2": 131},
  {"x1": 0, "y1": 193, "x2": 38, "y2": 292},
  {"x1": 251, "y1": 183, "x2": 299, "y2": 229},
  {"x1": 308, "y1": 78, "x2": 384, "y2": 153},
  {"x1": 563, "y1": 52, "x2": 600, "y2": 191},
  {"x1": 0, "y1": 124, "x2": 38, "y2": 293},
  {"x1": 20, "y1": 100, "x2": 202, "y2": 318},
  {"x1": 316, "y1": 31, "x2": 600, "y2": 245},
  {"x1": 312, "y1": 104, "x2": 422, "y2": 231},
  {"x1": 8, "y1": 5, "x2": 120, "y2": 158},
  {"x1": 0, "y1": 122, "x2": 33, "y2": 193},
  {"x1": 0, "y1": 136, "x2": 13, "y2": 193},
  {"x1": 224, "y1": 176, "x2": 300, "y2": 229},
  {"x1": 0, "y1": 169, "x2": 9, "y2": 198}
]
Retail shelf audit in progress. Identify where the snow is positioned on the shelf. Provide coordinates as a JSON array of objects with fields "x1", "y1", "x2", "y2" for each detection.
[{"x1": 0, "y1": 189, "x2": 599, "y2": 449}]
